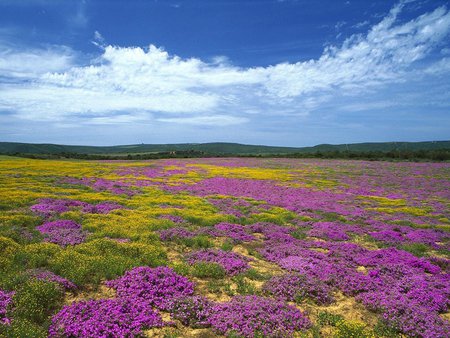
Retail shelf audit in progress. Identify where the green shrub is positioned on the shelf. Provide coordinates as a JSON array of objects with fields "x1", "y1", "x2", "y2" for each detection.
[
  {"x1": 207, "y1": 279, "x2": 233, "y2": 294},
  {"x1": 319, "y1": 212, "x2": 347, "y2": 222},
  {"x1": 245, "y1": 208, "x2": 295, "y2": 225},
  {"x1": 49, "y1": 250, "x2": 103, "y2": 286},
  {"x1": 58, "y1": 211, "x2": 84, "y2": 223},
  {"x1": 181, "y1": 235, "x2": 213, "y2": 249},
  {"x1": 246, "y1": 248, "x2": 264, "y2": 259},
  {"x1": 291, "y1": 229, "x2": 308, "y2": 240},
  {"x1": 437, "y1": 248, "x2": 450, "y2": 258},
  {"x1": 162, "y1": 329, "x2": 181, "y2": 338},
  {"x1": 74, "y1": 238, "x2": 167, "y2": 265},
  {"x1": 390, "y1": 220, "x2": 417, "y2": 227},
  {"x1": 242, "y1": 268, "x2": 268, "y2": 281},
  {"x1": 49, "y1": 239, "x2": 167, "y2": 286},
  {"x1": 0, "y1": 237, "x2": 20, "y2": 271},
  {"x1": 334, "y1": 321, "x2": 371, "y2": 338},
  {"x1": 0, "y1": 226, "x2": 42, "y2": 245},
  {"x1": 373, "y1": 321, "x2": 402, "y2": 337},
  {"x1": 317, "y1": 311, "x2": 344, "y2": 326},
  {"x1": 0, "y1": 213, "x2": 41, "y2": 228},
  {"x1": 13, "y1": 280, "x2": 64, "y2": 325},
  {"x1": 23, "y1": 242, "x2": 61, "y2": 268},
  {"x1": 169, "y1": 262, "x2": 191, "y2": 276},
  {"x1": 192, "y1": 262, "x2": 226, "y2": 279},
  {"x1": 220, "y1": 239, "x2": 234, "y2": 252},
  {"x1": 0, "y1": 318, "x2": 47, "y2": 338},
  {"x1": 232, "y1": 275, "x2": 258, "y2": 295},
  {"x1": 400, "y1": 243, "x2": 429, "y2": 257},
  {"x1": 0, "y1": 271, "x2": 29, "y2": 290},
  {"x1": 184, "y1": 215, "x2": 234, "y2": 227}
]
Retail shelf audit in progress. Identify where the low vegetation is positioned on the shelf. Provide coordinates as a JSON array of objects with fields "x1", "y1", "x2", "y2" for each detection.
[{"x1": 0, "y1": 156, "x2": 448, "y2": 337}]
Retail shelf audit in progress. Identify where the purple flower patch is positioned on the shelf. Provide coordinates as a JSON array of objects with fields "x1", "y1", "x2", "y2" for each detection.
[
  {"x1": 308, "y1": 222, "x2": 351, "y2": 241},
  {"x1": 60, "y1": 177, "x2": 137, "y2": 196},
  {"x1": 404, "y1": 229, "x2": 447, "y2": 248},
  {"x1": 198, "y1": 222, "x2": 255, "y2": 243},
  {"x1": 208, "y1": 295, "x2": 311, "y2": 337},
  {"x1": 36, "y1": 220, "x2": 87, "y2": 246},
  {"x1": 186, "y1": 249, "x2": 251, "y2": 276},
  {"x1": 369, "y1": 230, "x2": 405, "y2": 244},
  {"x1": 247, "y1": 222, "x2": 296, "y2": 242},
  {"x1": 49, "y1": 298, "x2": 170, "y2": 338},
  {"x1": 207, "y1": 197, "x2": 263, "y2": 218},
  {"x1": 30, "y1": 198, "x2": 87, "y2": 217},
  {"x1": 263, "y1": 273, "x2": 335, "y2": 305},
  {"x1": 82, "y1": 201, "x2": 123, "y2": 214},
  {"x1": 30, "y1": 198, "x2": 123, "y2": 217},
  {"x1": 105, "y1": 266, "x2": 195, "y2": 310},
  {"x1": 0, "y1": 289, "x2": 14, "y2": 326}
]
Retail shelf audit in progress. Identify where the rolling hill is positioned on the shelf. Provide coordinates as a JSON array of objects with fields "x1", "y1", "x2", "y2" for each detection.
[{"x1": 0, "y1": 141, "x2": 449, "y2": 155}]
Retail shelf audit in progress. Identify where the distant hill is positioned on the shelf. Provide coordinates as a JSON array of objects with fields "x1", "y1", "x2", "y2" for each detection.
[
  {"x1": 0, "y1": 141, "x2": 449, "y2": 155},
  {"x1": 290, "y1": 141, "x2": 450, "y2": 153}
]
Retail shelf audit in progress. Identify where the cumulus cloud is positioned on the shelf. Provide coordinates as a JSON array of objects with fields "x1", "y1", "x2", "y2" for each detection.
[{"x1": 0, "y1": 2, "x2": 450, "y2": 127}]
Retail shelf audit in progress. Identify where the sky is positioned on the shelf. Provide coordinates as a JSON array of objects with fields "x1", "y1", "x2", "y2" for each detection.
[{"x1": 0, "y1": 0, "x2": 449, "y2": 147}]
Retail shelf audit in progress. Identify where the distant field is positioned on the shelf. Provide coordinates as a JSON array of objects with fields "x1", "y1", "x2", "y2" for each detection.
[{"x1": 0, "y1": 157, "x2": 449, "y2": 337}]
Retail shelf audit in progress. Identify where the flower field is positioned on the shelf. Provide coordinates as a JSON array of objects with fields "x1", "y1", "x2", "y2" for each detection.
[{"x1": 0, "y1": 156, "x2": 449, "y2": 337}]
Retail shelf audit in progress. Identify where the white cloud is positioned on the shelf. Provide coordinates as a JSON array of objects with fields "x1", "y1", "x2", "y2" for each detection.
[
  {"x1": 0, "y1": 84, "x2": 218, "y2": 120},
  {"x1": 92, "y1": 31, "x2": 105, "y2": 47},
  {"x1": 84, "y1": 112, "x2": 151, "y2": 125},
  {"x1": 423, "y1": 57, "x2": 450, "y2": 75},
  {"x1": 353, "y1": 20, "x2": 370, "y2": 29},
  {"x1": 260, "y1": 5, "x2": 450, "y2": 98},
  {"x1": 335, "y1": 21, "x2": 347, "y2": 31},
  {"x1": 0, "y1": 45, "x2": 75, "y2": 78},
  {"x1": 157, "y1": 115, "x2": 248, "y2": 126},
  {"x1": 0, "y1": 2, "x2": 449, "y2": 128}
]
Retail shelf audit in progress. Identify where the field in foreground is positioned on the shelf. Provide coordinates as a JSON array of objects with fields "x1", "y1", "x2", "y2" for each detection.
[{"x1": 0, "y1": 156, "x2": 449, "y2": 338}]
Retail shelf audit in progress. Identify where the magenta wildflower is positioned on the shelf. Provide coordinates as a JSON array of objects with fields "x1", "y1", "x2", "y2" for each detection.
[
  {"x1": 30, "y1": 198, "x2": 122, "y2": 217},
  {"x1": 186, "y1": 249, "x2": 251, "y2": 276},
  {"x1": 263, "y1": 273, "x2": 335, "y2": 305},
  {"x1": 105, "y1": 266, "x2": 195, "y2": 310},
  {"x1": 49, "y1": 298, "x2": 170, "y2": 338},
  {"x1": 36, "y1": 220, "x2": 87, "y2": 246},
  {"x1": 209, "y1": 295, "x2": 311, "y2": 337},
  {"x1": 0, "y1": 289, "x2": 14, "y2": 326}
]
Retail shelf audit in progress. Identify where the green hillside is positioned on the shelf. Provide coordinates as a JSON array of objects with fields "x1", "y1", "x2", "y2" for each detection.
[
  {"x1": 292, "y1": 141, "x2": 450, "y2": 153},
  {"x1": 0, "y1": 140, "x2": 449, "y2": 156}
]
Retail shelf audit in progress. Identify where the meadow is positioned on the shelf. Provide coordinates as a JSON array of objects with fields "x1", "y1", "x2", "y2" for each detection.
[{"x1": 0, "y1": 156, "x2": 448, "y2": 338}]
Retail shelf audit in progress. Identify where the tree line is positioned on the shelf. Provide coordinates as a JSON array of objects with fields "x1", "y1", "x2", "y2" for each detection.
[{"x1": 1, "y1": 148, "x2": 449, "y2": 161}]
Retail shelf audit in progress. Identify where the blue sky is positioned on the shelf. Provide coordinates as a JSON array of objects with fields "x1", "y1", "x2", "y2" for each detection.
[{"x1": 0, "y1": 0, "x2": 449, "y2": 146}]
